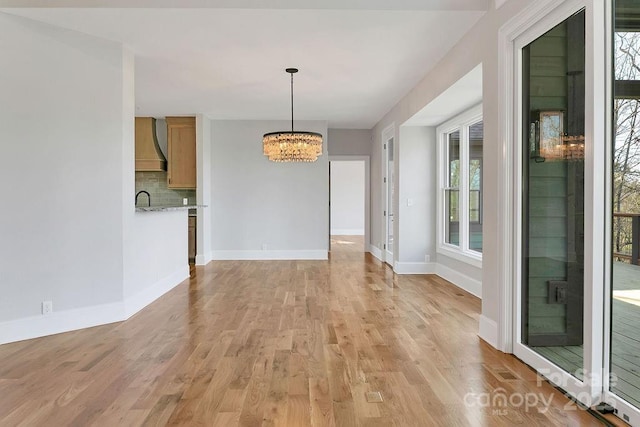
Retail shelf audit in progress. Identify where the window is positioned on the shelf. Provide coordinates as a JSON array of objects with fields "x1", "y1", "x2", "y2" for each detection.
[{"x1": 437, "y1": 105, "x2": 483, "y2": 265}]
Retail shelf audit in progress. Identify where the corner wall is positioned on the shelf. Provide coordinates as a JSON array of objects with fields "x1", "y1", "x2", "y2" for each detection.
[
  {"x1": 0, "y1": 13, "x2": 126, "y2": 326},
  {"x1": 0, "y1": 13, "x2": 189, "y2": 344}
]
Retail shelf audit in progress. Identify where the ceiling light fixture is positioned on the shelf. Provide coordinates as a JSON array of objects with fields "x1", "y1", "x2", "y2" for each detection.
[{"x1": 263, "y1": 68, "x2": 323, "y2": 162}]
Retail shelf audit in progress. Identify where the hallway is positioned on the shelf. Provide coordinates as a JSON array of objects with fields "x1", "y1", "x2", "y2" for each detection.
[{"x1": 0, "y1": 250, "x2": 602, "y2": 426}]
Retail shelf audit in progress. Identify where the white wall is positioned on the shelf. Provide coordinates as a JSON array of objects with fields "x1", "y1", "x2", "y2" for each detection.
[
  {"x1": 211, "y1": 120, "x2": 329, "y2": 259},
  {"x1": 330, "y1": 161, "x2": 365, "y2": 235},
  {"x1": 123, "y1": 211, "x2": 189, "y2": 312},
  {"x1": 394, "y1": 126, "x2": 436, "y2": 273},
  {"x1": 328, "y1": 129, "x2": 372, "y2": 156},
  {"x1": 0, "y1": 13, "x2": 126, "y2": 323},
  {"x1": 370, "y1": 0, "x2": 530, "y2": 345}
]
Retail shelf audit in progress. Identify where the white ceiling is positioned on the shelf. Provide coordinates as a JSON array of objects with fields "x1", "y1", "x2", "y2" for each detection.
[{"x1": 2, "y1": 1, "x2": 487, "y2": 128}]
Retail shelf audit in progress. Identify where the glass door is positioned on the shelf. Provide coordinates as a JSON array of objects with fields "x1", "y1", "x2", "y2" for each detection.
[
  {"x1": 521, "y1": 9, "x2": 586, "y2": 374},
  {"x1": 513, "y1": 6, "x2": 597, "y2": 403},
  {"x1": 604, "y1": 1, "x2": 640, "y2": 424}
]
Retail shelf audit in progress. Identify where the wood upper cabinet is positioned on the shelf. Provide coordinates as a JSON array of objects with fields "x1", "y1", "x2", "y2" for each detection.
[{"x1": 166, "y1": 117, "x2": 196, "y2": 189}]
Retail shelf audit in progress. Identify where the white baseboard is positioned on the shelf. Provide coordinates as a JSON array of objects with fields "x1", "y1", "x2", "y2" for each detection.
[
  {"x1": 479, "y1": 315, "x2": 498, "y2": 349},
  {"x1": 331, "y1": 229, "x2": 365, "y2": 236},
  {"x1": 435, "y1": 263, "x2": 482, "y2": 298},
  {"x1": 212, "y1": 250, "x2": 328, "y2": 260},
  {"x1": 0, "y1": 266, "x2": 189, "y2": 345},
  {"x1": 195, "y1": 251, "x2": 213, "y2": 266},
  {"x1": 393, "y1": 262, "x2": 436, "y2": 274},
  {"x1": 124, "y1": 266, "x2": 189, "y2": 318},
  {"x1": 0, "y1": 301, "x2": 124, "y2": 345},
  {"x1": 368, "y1": 245, "x2": 383, "y2": 261}
]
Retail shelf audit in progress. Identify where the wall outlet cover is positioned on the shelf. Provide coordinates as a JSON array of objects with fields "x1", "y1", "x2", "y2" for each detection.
[{"x1": 42, "y1": 301, "x2": 53, "y2": 315}]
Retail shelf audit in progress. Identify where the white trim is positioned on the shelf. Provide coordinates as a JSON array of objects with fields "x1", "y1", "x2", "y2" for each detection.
[
  {"x1": 195, "y1": 251, "x2": 213, "y2": 266},
  {"x1": 212, "y1": 250, "x2": 328, "y2": 260},
  {"x1": 393, "y1": 262, "x2": 436, "y2": 275},
  {"x1": 479, "y1": 315, "x2": 498, "y2": 349},
  {"x1": 435, "y1": 263, "x2": 481, "y2": 298},
  {"x1": 0, "y1": 266, "x2": 189, "y2": 345},
  {"x1": 124, "y1": 266, "x2": 189, "y2": 318},
  {"x1": 369, "y1": 244, "x2": 383, "y2": 261},
  {"x1": 381, "y1": 124, "x2": 395, "y2": 266},
  {"x1": 330, "y1": 228, "x2": 365, "y2": 236}
]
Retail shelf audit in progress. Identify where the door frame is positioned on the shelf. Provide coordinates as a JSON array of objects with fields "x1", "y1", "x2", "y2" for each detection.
[
  {"x1": 328, "y1": 156, "x2": 371, "y2": 253},
  {"x1": 497, "y1": 0, "x2": 605, "y2": 406},
  {"x1": 381, "y1": 124, "x2": 395, "y2": 265}
]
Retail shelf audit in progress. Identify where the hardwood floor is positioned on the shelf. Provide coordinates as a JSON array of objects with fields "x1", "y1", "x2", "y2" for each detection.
[
  {"x1": 0, "y1": 243, "x2": 603, "y2": 426},
  {"x1": 330, "y1": 235, "x2": 364, "y2": 253}
]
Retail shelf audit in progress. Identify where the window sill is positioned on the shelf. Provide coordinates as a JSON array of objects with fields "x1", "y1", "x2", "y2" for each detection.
[{"x1": 437, "y1": 245, "x2": 483, "y2": 269}]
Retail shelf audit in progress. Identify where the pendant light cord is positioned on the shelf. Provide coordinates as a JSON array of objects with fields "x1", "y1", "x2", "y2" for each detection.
[{"x1": 290, "y1": 72, "x2": 294, "y2": 133}]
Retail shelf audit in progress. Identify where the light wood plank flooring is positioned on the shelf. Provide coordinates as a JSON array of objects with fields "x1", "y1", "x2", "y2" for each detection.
[{"x1": 0, "y1": 242, "x2": 603, "y2": 426}]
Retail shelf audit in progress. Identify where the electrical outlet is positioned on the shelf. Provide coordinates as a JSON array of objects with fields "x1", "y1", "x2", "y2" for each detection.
[
  {"x1": 262, "y1": 243, "x2": 268, "y2": 250},
  {"x1": 42, "y1": 301, "x2": 53, "y2": 315},
  {"x1": 425, "y1": 254, "x2": 431, "y2": 263},
  {"x1": 183, "y1": 198, "x2": 188, "y2": 205}
]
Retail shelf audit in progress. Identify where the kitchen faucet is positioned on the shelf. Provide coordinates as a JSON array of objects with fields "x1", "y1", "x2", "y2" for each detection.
[{"x1": 135, "y1": 190, "x2": 151, "y2": 207}]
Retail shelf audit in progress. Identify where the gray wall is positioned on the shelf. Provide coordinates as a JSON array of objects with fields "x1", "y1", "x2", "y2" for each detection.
[
  {"x1": 328, "y1": 128, "x2": 372, "y2": 156},
  {"x1": 211, "y1": 120, "x2": 329, "y2": 256}
]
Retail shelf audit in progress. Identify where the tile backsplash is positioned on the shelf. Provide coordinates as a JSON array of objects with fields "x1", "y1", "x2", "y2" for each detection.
[{"x1": 135, "y1": 171, "x2": 196, "y2": 207}]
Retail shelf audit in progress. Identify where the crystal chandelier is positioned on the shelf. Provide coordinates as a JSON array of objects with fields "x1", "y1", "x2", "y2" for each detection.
[{"x1": 263, "y1": 68, "x2": 323, "y2": 162}]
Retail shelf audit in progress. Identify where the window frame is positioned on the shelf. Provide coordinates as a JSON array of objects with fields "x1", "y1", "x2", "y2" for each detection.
[{"x1": 436, "y1": 104, "x2": 483, "y2": 267}]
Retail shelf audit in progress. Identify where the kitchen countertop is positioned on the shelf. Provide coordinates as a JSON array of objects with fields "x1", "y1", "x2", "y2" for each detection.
[{"x1": 135, "y1": 204, "x2": 206, "y2": 212}]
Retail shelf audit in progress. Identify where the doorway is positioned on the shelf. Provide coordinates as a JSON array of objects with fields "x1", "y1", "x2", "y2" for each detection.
[
  {"x1": 330, "y1": 160, "x2": 365, "y2": 253},
  {"x1": 329, "y1": 157, "x2": 370, "y2": 254}
]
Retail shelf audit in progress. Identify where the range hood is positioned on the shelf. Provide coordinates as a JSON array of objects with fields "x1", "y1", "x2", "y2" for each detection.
[{"x1": 135, "y1": 117, "x2": 167, "y2": 171}]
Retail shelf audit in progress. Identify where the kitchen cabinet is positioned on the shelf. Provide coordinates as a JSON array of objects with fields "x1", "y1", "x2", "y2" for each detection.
[
  {"x1": 166, "y1": 117, "x2": 196, "y2": 189},
  {"x1": 188, "y1": 216, "x2": 196, "y2": 263}
]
